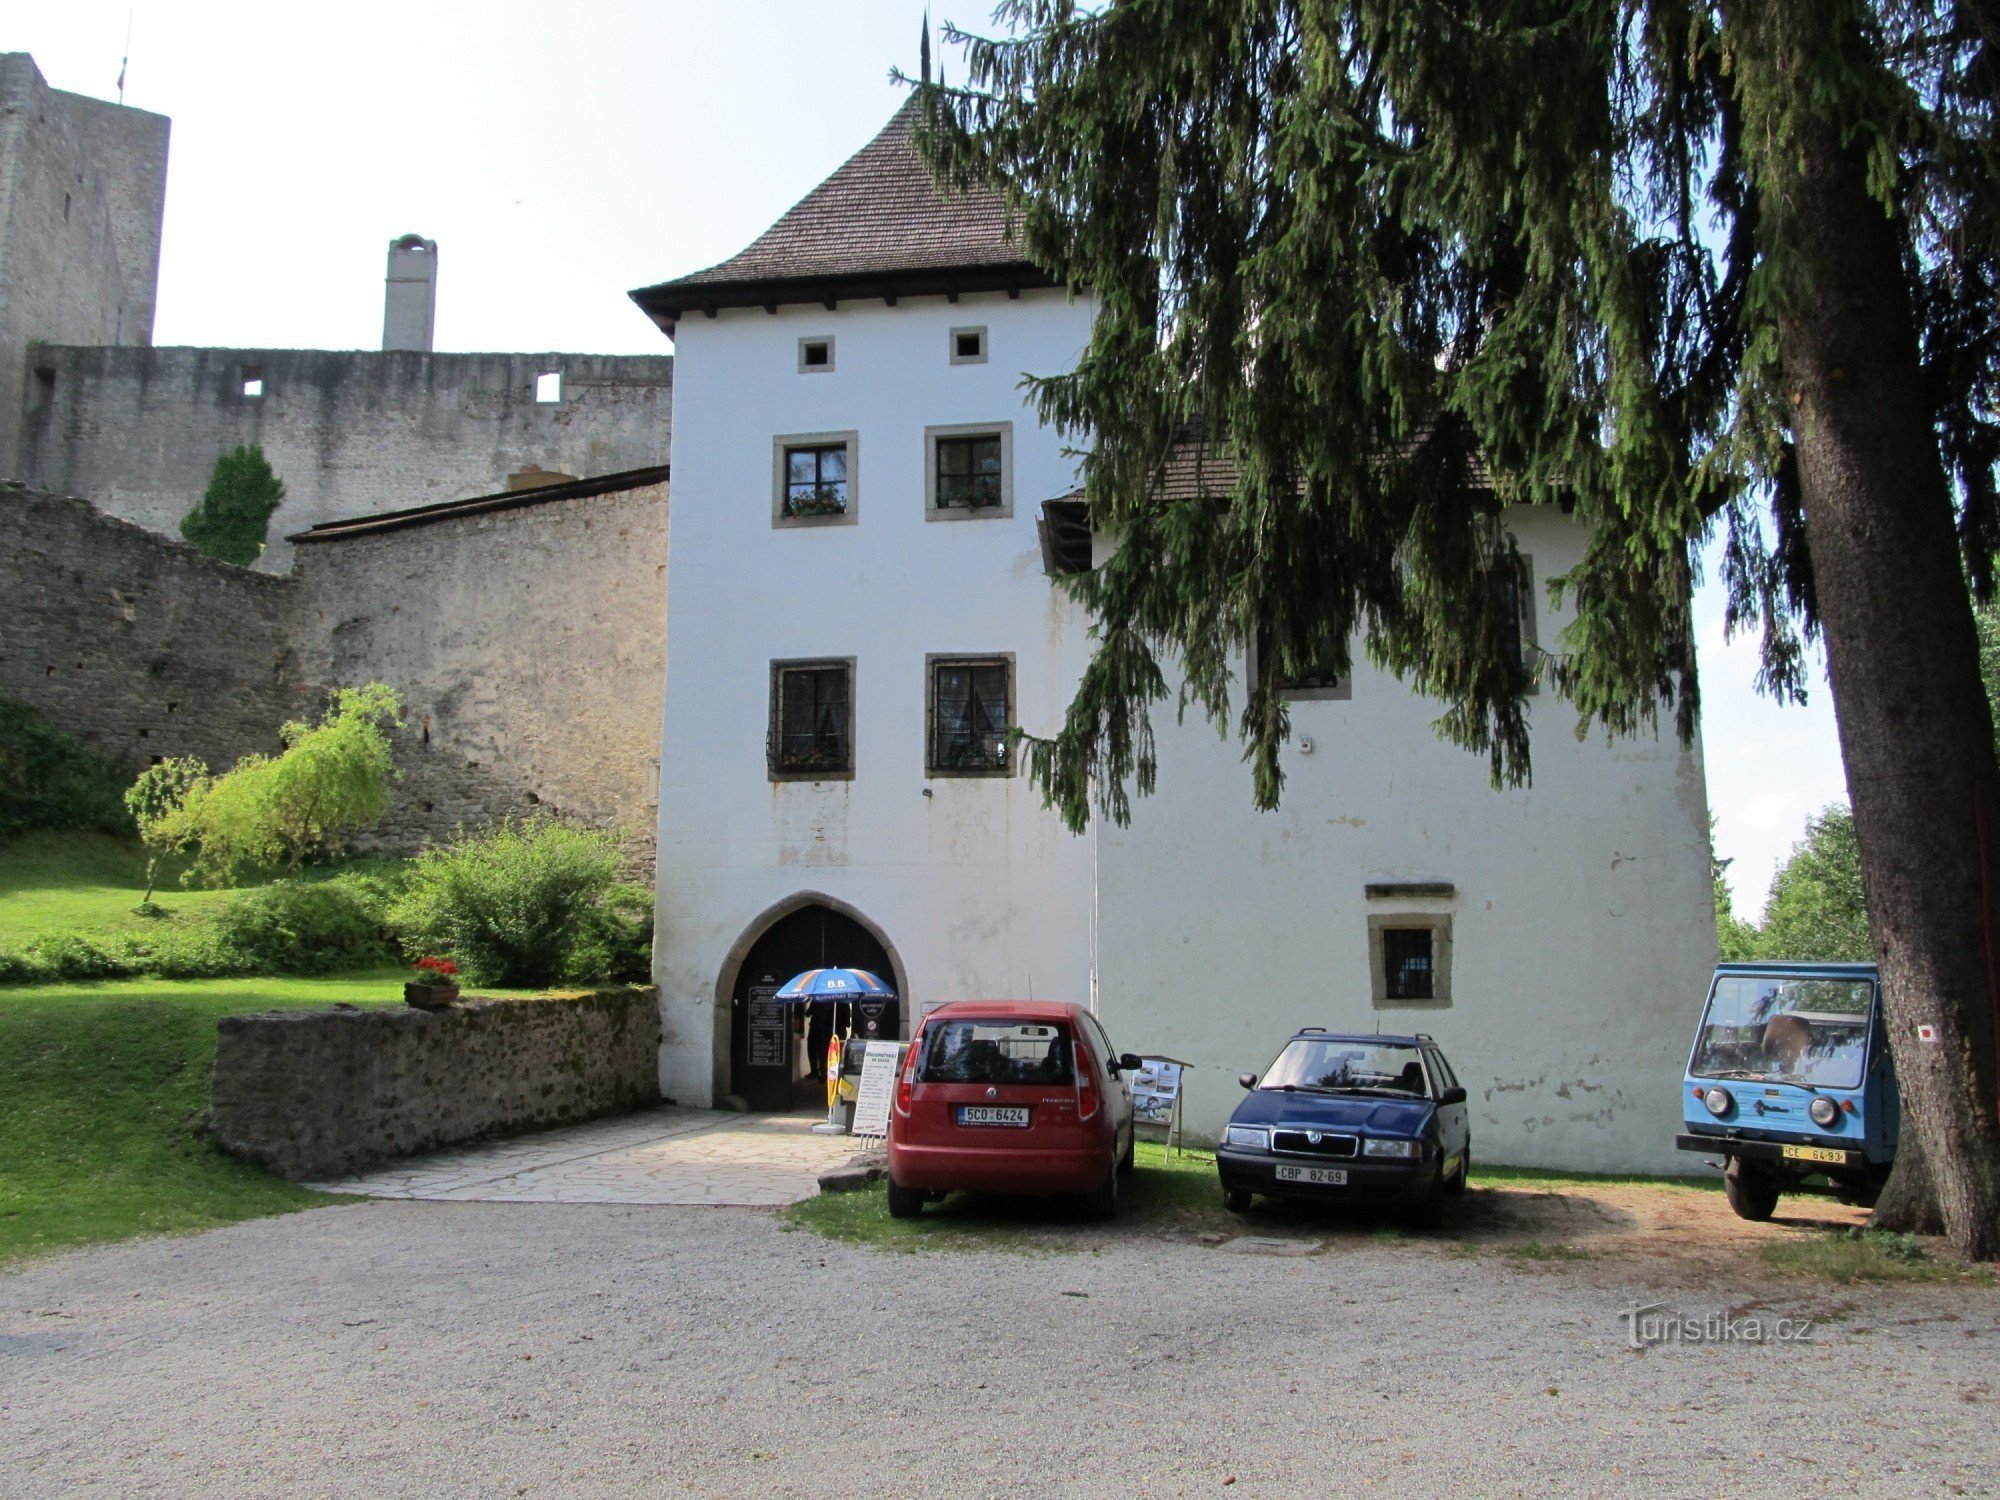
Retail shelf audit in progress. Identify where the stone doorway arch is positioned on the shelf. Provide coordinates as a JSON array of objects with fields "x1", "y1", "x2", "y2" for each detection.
[{"x1": 713, "y1": 893, "x2": 907, "y2": 1111}]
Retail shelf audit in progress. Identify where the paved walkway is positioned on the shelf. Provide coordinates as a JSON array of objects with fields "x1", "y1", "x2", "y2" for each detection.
[{"x1": 303, "y1": 1107, "x2": 860, "y2": 1207}]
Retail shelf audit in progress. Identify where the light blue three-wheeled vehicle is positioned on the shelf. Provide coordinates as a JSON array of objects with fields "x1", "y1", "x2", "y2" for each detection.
[{"x1": 1676, "y1": 961, "x2": 1899, "y2": 1220}]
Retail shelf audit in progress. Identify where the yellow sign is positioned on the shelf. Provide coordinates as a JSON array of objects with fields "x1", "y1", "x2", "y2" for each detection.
[
  {"x1": 1781, "y1": 1144, "x2": 1848, "y2": 1164},
  {"x1": 826, "y1": 1036, "x2": 843, "y2": 1110}
]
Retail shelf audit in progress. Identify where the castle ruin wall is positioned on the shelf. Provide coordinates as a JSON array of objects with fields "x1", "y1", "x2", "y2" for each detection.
[
  {"x1": 15, "y1": 345, "x2": 673, "y2": 571},
  {"x1": 0, "y1": 481, "x2": 300, "y2": 772}
]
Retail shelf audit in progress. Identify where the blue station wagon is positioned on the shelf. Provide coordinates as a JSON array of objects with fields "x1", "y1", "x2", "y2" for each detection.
[{"x1": 1215, "y1": 1030, "x2": 1471, "y2": 1224}]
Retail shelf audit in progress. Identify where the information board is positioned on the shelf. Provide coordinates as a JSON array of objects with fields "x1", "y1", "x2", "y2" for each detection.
[
  {"x1": 1131, "y1": 1059, "x2": 1184, "y2": 1125},
  {"x1": 747, "y1": 985, "x2": 786, "y2": 1069},
  {"x1": 849, "y1": 1040, "x2": 904, "y2": 1138}
]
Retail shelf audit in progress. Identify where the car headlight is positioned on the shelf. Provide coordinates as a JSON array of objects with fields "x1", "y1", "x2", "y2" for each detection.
[
  {"x1": 1224, "y1": 1125, "x2": 1269, "y2": 1151},
  {"x1": 1362, "y1": 1138, "x2": 1420, "y2": 1158},
  {"x1": 1808, "y1": 1097, "x2": 1841, "y2": 1128},
  {"x1": 1702, "y1": 1087, "x2": 1733, "y2": 1118}
]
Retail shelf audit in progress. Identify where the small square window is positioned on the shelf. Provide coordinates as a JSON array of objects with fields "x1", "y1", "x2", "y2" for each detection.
[
  {"x1": 535, "y1": 371, "x2": 562, "y2": 403},
  {"x1": 240, "y1": 365, "x2": 265, "y2": 399},
  {"x1": 770, "y1": 660, "x2": 854, "y2": 780},
  {"x1": 926, "y1": 424, "x2": 1013, "y2": 519},
  {"x1": 928, "y1": 655, "x2": 1013, "y2": 775},
  {"x1": 798, "y1": 337, "x2": 835, "y2": 373},
  {"x1": 772, "y1": 431, "x2": 859, "y2": 527},
  {"x1": 1369, "y1": 915, "x2": 1453, "y2": 1008},
  {"x1": 950, "y1": 326, "x2": 988, "y2": 365}
]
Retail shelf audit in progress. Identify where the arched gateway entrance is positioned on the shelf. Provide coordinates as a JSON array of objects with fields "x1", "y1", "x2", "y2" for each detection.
[{"x1": 725, "y1": 902, "x2": 901, "y2": 1112}]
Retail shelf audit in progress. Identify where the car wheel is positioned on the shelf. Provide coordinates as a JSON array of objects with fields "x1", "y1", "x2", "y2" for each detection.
[
  {"x1": 1222, "y1": 1188, "x2": 1252, "y2": 1214},
  {"x1": 1117, "y1": 1125, "x2": 1136, "y2": 1176},
  {"x1": 1723, "y1": 1157, "x2": 1781, "y2": 1222},
  {"x1": 1406, "y1": 1162, "x2": 1447, "y2": 1229},
  {"x1": 1443, "y1": 1146, "x2": 1471, "y2": 1199},
  {"x1": 886, "y1": 1176, "x2": 925, "y2": 1220},
  {"x1": 1084, "y1": 1158, "x2": 1120, "y2": 1221}
]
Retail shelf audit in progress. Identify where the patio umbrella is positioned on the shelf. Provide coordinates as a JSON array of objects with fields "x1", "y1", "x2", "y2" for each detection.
[{"x1": 773, "y1": 967, "x2": 897, "y2": 1042}]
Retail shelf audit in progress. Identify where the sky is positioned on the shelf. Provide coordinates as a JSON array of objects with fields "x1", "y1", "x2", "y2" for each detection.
[{"x1": 9, "y1": 1, "x2": 1850, "y2": 913}]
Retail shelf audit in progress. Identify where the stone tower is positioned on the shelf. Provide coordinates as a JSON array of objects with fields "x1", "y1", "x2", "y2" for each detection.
[
  {"x1": 381, "y1": 234, "x2": 437, "y2": 352},
  {"x1": 0, "y1": 54, "x2": 170, "y2": 474}
]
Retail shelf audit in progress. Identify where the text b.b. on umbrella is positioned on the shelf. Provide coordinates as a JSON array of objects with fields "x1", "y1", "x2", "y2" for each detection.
[{"x1": 771, "y1": 967, "x2": 896, "y2": 1006}]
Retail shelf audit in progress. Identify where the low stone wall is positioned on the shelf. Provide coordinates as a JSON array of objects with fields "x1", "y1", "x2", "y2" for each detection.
[{"x1": 208, "y1": 987, "x2": 662, "y2": 1180}]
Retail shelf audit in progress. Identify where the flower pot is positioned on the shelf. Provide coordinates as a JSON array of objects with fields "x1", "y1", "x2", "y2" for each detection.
[{"x1": 404, "y1": 981, "x2": 460, "y2": 1010}]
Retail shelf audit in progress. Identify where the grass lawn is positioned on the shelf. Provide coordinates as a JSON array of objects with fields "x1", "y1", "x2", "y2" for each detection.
[
  {"x1": 0, "y1": 970, "x2": 427, "y2": 1265},
  {"x1": 0, "y1": 830, "x2": 234, "y2": 943},
  {"x1": 785, "y1": 1141, "x2": 1238, "y2": 1253}
]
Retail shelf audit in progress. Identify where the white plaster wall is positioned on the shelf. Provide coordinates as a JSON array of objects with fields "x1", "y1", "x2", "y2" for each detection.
[
  {"x1": 654, "y1": 290, "x2": 1101, "y2": 1105},
  {"x1": 1094, "y1": 504, "x2": 1718, "y2": 1174}
]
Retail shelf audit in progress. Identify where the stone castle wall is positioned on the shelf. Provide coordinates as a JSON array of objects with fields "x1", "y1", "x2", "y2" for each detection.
[
  {"x1": 207, "y1": 987, "x2": 662, "y2": 1180},
  {"x1": 0, "y1": 476, "x2": 667, "y2": 867},
  {"x1": 290, "y1": 473, "x2": 669, "y2": 864},
  {"x1": 15, "y1": 345, "x2": 673, "y2": 570},
  {"x1": 0, "y1": 481, "x2": 300, "y2": 771}
]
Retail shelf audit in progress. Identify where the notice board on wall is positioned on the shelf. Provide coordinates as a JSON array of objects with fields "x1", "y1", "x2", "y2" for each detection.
[{"x1": 747, "y1": 985, "x2": 786, "y2": 1069}]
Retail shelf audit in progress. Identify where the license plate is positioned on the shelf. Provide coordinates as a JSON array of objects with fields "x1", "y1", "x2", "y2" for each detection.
[
  {"x1": 1781, "y1": 1144, "x2": 1848, "y2": 1164},
  {"x1": 957, "y1": 1105, "x2": 1029, "y2": 1127},
  {"x1": 1275, "y1": 1164, "x2": 1348, "y2": 1186}
]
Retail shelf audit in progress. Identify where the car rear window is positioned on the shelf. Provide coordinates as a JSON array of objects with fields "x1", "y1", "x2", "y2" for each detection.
[{"x1": 918, "y1": 1020, "x2": 1074, "y2": 1085}]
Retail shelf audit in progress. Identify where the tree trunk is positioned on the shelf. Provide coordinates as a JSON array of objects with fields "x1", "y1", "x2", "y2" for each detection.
[
  {"x1": 1873, "y1": 1130, "x2": 1945, "y2": 1236},
  {"x1": 1765, "y1": 99, "x2": 2000, "y2": 1260}
]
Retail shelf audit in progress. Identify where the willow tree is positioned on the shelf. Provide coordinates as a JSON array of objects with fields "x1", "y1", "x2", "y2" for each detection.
[{"x1": 915, "y1": 1, "x2": 2000, "y2": 1258}]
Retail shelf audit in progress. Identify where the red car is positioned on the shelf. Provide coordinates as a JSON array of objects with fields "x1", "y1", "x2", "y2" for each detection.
[{"x1": 887, "y1": 1000, "x2": 1141, "y2": 1220}]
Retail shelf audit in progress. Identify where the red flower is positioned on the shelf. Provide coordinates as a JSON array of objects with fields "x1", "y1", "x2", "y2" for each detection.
[{"x1": 415, "y1": 956, "x2": 459, "y2": 978}]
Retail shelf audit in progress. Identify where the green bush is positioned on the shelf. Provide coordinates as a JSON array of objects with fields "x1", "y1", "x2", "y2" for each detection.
[
  {"x1": 0, "y1": 873, "x2": 399, "y2": 985},
  {"x1": 180, "y1": 443, "x2": 286, "y2": 566},
  {"x1": 197, "y1": 878, "x2": 396, "y2": 975},
  {"x1": 562, "y1": 881, "x2": 656, "y2": 986},
  {"x1": 149, "y1": 684, "x2": 401, "y2": 886},
  {"x1": 389, "y1": 817, "x2": 628, "y2": 987},
  {"x1": 0, "y1": 698, "x2": 133, "y2": 840}
]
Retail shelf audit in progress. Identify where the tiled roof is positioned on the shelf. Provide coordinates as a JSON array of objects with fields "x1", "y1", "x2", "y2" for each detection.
[{"x1": 630, "y1": 100, "x2": 1046, "y2": 329}]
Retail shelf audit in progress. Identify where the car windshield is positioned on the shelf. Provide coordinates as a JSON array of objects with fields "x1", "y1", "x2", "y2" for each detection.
[
  {"x1": 1690, "y1": 975, "x2": 1873, "y2": 1090},
  {"x1": 918, "y1": 1020, "x2": 1073, "y2": 1086},
  {"x1": 1260, "y1": 1038, "x2": 1428, "y2": 1097}
]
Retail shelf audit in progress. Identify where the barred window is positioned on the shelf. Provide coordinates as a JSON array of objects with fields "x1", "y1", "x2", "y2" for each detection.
[
  {"x1": 770, "y1": 661, "x2": 853, "y2": 778},
  {"x1": 928, "y1": 656, "x2": 1012, "y2": 774}
]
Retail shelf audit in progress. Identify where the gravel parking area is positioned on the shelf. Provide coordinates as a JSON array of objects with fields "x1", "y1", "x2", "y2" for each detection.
[{"x1": 4, "y1": 1198, "x2": 1997, "y2": 1499}]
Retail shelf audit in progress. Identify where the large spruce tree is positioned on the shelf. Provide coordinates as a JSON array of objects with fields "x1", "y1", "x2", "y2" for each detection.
[{"x1": 916, "y1": 1, "x2": 2000, "y2": 1257}]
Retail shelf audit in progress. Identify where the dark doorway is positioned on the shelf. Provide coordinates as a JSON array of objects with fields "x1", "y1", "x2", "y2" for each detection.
[{"x1": 730, "y1": 905, "x2": 899, "y2": 1112}]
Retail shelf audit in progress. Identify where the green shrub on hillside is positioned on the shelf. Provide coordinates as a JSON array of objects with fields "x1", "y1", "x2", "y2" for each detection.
[
  {"x1": 149, "y1": 684, "x2": 401, "y2": 885},
  {"x1": 563, "y1": 881, "x2": 657, "y2": 986},
  {"x1": 389, "y1": 816, "x2": 631, "y2": 987},
  {"x1": 0, "y1": 699, "x2": 132, "y2": 840},
  {"x1": 0, "y1": 872, "x2": 398, "y2": 984}
]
